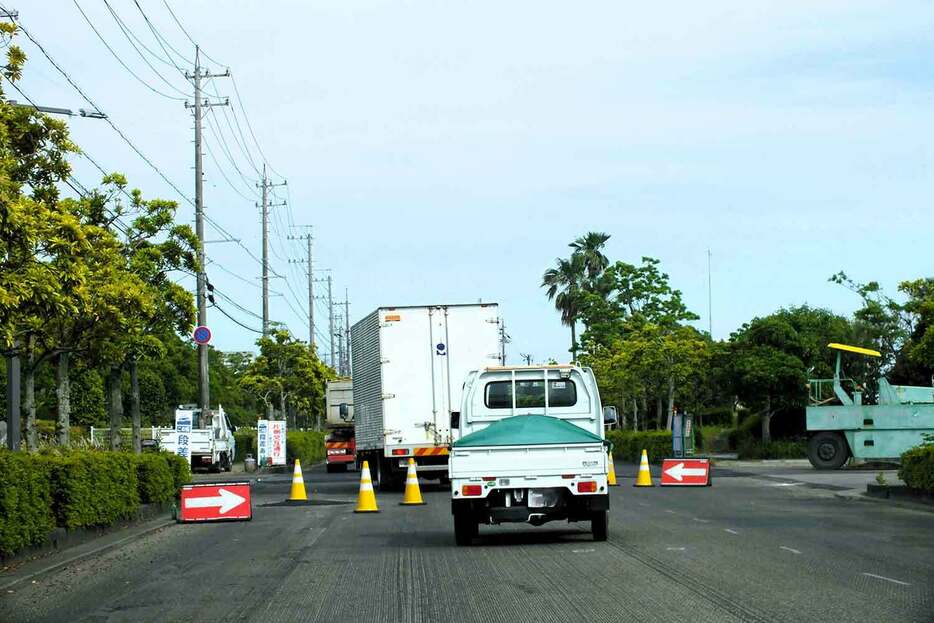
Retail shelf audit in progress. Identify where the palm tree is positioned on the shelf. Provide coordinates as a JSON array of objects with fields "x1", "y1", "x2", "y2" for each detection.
[
  {"x1": 542, "y1": 254, "x2": 586, "y2": 361},
  {"x1": 569, "y1": 231, "x2": 611, "y2": 283}
]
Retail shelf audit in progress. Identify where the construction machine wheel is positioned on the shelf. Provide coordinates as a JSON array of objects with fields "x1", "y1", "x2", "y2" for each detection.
[
  {"x1": 807, "y1": 432, "x2": 850, "y2": 470},
  {"x1": 591, "y1": 510, "x2": 608, "y2": 542}
]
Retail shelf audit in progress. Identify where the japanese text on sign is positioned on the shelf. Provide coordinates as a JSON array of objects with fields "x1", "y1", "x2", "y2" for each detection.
[{"x1": 175, "y1": 411, "x2": 193, "y2": 461}]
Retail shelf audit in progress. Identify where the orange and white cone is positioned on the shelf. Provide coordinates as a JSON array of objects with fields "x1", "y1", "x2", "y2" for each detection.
[
  {"x1": 354, "y1": 461, "x2": 380, "y2": 513},
  {"x1": 634, "y1": 449, "x2": 654, "y2": 487},
  {"x1": 400, "y1": 458, "x2": 426, "y2": 506},
  {"x1": 289, "y1": 459, "x2": 308, "y2": 501},
  {"x1": 607, "y1": 452, "x2": 619, "y2": 486}
]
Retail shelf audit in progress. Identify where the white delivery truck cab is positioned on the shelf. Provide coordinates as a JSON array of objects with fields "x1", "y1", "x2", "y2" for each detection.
[
  {"x1": 449, "y1": 365, "x2": 616, "y2": 545},
  {"x1": 350, "y1": 303, "x2": 502, "y2": 490}
]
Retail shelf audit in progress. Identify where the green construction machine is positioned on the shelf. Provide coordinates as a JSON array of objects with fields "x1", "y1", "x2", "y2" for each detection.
[{"x1": 806, "y1": 343, "x2": 934, "y2": 469}]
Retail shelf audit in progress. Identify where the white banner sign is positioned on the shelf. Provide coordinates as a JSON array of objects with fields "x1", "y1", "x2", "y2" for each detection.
[
  {"x1": 174, "y1": 411, "x2": 193, "y2": 461},
  {"x1": 269, "y1": 420, "x2": 287, "y2": 466},
  {"x1": 257, "y1": 420, "x2": 269, "y2": 465}
]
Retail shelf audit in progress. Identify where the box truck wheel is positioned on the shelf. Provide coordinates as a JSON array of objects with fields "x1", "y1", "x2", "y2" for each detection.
[
  {"x1": 807, "y1": 432, "x2": 850, "y2": 470},
  {"x1": 454, "y1": 510, "x2": 477, "y2": 546},
  {"x1": 591, "y1": 510, "x2": 608, "y2": 542}
]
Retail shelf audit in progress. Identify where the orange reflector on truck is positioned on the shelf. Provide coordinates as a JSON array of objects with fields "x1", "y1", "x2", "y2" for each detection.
[
  {"x1": 577, "y1": 481, "x2": 597, "y2": 493},
  {"x1": 562, "y1": 474, "x2": 576, "y2": 479},
  {"x1": 391, "y1": 449, "x2": 409, "y2": 456},
  {"x1": 462, "y1": 485, "x2": 482, "y2": 496},
  {"x1": 481, "y1": 476, "x2": 496, "y2": 482}
]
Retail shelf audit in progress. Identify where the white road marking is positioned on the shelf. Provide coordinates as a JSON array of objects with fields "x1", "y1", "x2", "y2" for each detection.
[
  {"x1": 780, "y1": 546, "x2": 801, "y2": 555},
  {"x1": 692, "y1": 517, "x2": 711, "y2": 523},
  {"x1": 666, "y1": 547, "x2": 686, "y2": 551},
  {"x1": 770, "y1": 482, "x2": 803, "y2": 487},
  {"x1": 862, "y1": 573, "x2": 911, "y2": 587},
  {"x1": 572, "y1": 549, "x2": 595, "y2": 554},
  {"x1": 664, "y1": 510, "x2": 676, "y2": 514},
  {"x1": 724, "y1": 528, "x2": 739, "y2": 535}
]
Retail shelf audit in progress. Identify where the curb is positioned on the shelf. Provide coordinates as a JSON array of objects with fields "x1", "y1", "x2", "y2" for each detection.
[
  {"x1": 832, "y1": 490, "x2": 934, "y2": 515},
  {"x1": 0, "y1": 518, "x2": 175, "y2": 592}
]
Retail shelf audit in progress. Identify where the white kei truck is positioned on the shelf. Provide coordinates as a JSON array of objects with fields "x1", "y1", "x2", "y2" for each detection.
[
  {"x1": 350, "y1": 303, "x2": 502, "y2": 490},
  {"x1": 157, "y1": 405, "x2": 237, "y2": 472},
  {"x1": 449, "y1": 365, "x2": 617, "y2": 545}
]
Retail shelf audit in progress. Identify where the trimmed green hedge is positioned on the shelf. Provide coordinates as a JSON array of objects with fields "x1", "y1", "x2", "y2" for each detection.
[
  {"x1": 0, "y1": 449, "x2": 191, "y2": 558},
  {"x1": 0, "y1": 452, "x2": 56, "y2": 557},
  {"x1": 49, "y1": 452, "x2": 141, "y2": 529},
  {"x1": 899, "y1": 444, "x2": 934, "y2": 492},
  {"x1": 737, "y1": 439, "x2": 807, "y2": 460},
  {"x1": 606, "y1": 430, "x2": 673, "y2": 463},
  {"x1": 287, "y1": 431, "x2": 326, "y2": 466}
]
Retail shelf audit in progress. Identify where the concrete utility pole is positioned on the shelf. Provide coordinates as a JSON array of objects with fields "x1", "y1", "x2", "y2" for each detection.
[
  {"x1": 335, "y1": 320, "x2": 345, "y2": 376},
  {"x1": 344, "y1": 288, "x2": 350, "y2": 376},
  {"x1": 328, "y1": 275, "x2": 335, "y2": 368},
  {"x1": 257, "y1": 165, "x2": 286, "y2": 335},
  {"x1": 288, "y1": 227, "x2": 315, "y2": 349},
  {"x1": 184, "y1": 47, "x2": 229, "y2": 412}
]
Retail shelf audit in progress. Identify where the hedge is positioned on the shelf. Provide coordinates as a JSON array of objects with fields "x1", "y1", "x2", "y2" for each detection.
[
  {"x1": 234, "y1": 429, "x2": 257, "y2": 461},
  {"x1": 606, "y1": 430, "x2": 674, "y2": 463},
  {"x1": 48, "y1": 452, "x2": 141, "y2": 529},
  {"x1": 899, "y1": 444, "x2": 934, "y2": 492},
  {"x1": 737, "y1": 439, "x2": 807, "y2": 460},
  {"x1": 0, "y1": 452, "x2": 55, "y2": 557},
  {"x1": 287, "y1": 430, "x2": 326, "y2": 466},
  {"x1": 0, "y1": 449, "x2": 190, "y2": 559}
]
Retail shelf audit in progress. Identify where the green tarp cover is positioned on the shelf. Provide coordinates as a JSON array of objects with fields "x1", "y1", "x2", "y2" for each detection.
[{"x1": 454, "y1": 414, "x2": 606, "y2": 448}]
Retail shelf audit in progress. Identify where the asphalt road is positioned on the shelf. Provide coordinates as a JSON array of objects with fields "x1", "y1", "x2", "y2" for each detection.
[{"x1": 1, "y1": 462, "x2": 932, "y2": 623}]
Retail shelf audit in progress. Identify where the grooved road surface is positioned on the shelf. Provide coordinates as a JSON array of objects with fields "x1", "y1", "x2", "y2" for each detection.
[{"x1": 1, "y1": 464, "x2": 932, "y2": 623}]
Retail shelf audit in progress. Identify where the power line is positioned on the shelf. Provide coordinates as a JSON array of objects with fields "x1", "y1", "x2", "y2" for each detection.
[
  {"x1": 132, "y1": 0, "x2": 191, "y2": 74},
  {"x1": 162, "y1": 1, "x2": 224, "y2": 67},
  {"x1": 211, "y1": 302, "x2": 263, "y2": 334},
  {"x1": 72, "y1": 0, "x2": 188, "y2": 100}
]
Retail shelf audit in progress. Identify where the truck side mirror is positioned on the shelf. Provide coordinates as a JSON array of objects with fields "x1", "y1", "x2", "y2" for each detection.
[
  {"x1": 603, "y1": 406, "x2": 618, "y2": 427},
  {"x1": 339, "y1": 403, "x2": 350, "y2": 420},
  {"x1": 450, "y1": 411, "x2": 460, "y2": 430}
]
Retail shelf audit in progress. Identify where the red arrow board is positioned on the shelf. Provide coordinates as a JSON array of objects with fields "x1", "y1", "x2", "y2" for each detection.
[
  {"x1": 179, "y1": 482, "x2": 252, "y2": 522},
  {"x1": 660, "y1": 458, "x2": 711, "y2": 486}
]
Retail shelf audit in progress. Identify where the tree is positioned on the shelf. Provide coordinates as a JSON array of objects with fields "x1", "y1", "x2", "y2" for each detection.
[
  {"x1": 542, "y1": 254, "x2": 587, "y2": 361},
  {"x1": 569, "y1": 232, "x2": 611, "y2": 283},
  {"x1": 239, "y1": 330, "x2": 334, "y2": 429}
]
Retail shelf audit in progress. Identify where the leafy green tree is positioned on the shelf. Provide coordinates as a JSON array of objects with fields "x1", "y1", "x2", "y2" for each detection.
[{"x1": 569, "y1": 232, "x2": 611, "y2": 283}]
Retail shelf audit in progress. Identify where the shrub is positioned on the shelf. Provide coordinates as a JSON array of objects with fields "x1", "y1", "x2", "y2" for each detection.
[
  {"x1": 162, "y1": 451, "x2": 191, "y2": 490},
  {"x1": 134, "y1": 453, "x2": 176, "y2": 504},
  {"x1": 606, "y1": 430, "x2": 673, "y2": 463},
  {"x1": 47, "y1": 451, "x2": 140, "y2": 529},
  {"x1": 899, "y1": 444, "x2": 934, "y2": 492},
  {"x1": 0, "y1": 451, "x2": 55, "y2": 557},
  {"x1": 234, "y1": 429, "x2": 257, "y2": 461},
  {"x1": 737, "y1": 439, "x2": 807, "y2": 460},
  {"x1": 287, "y1": 430, "x2": 326, "y2": 466}
]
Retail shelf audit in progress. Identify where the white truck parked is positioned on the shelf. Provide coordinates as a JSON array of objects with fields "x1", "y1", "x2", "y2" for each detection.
[
  {"x1": 157, "y1": 405, "x2": 237, "y2": 472},
  {"x1": 350, "y1": 303, "x2": 502, "y2": 490},
  {"x1": 449, "y1": 365, "x2": 617, "y2": 545}
]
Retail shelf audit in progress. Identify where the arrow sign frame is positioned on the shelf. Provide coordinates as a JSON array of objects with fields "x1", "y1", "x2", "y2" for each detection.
[
  {"x1": 660, "y1": 458, "x2": 711, "y2": 487},
  {"x1": 178, "y1": 482, "x2": 252, "y2": 522}
]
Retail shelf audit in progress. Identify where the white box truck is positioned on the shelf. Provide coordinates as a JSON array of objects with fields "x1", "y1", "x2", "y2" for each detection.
[{"x1": 350, "y1": 303, "x2": 502, "y2": 489}]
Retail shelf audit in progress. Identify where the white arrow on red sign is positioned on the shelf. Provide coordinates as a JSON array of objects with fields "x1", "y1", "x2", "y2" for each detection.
[
  {"x1": 183, "y1": 488, "x2": 245, "y2": 514},
  {"x1": 664, "y1": 462, "x2": 707, "y2": 482},
  {"x1": 660, "y1": 458, "x2": 711, "y2": 486}
]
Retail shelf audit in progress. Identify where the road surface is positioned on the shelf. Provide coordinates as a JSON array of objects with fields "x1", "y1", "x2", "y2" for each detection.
[{"x1": 1, "y1": 463, "x2": 931, "y2": 623}]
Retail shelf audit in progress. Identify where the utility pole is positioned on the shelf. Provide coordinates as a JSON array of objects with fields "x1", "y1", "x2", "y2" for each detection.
[
  {"x1": 185, "y1": 46, "x2": 229, "y2": 412},
  {"x1": 499, "y1": 320, "x2": 510, "y2": 365},
  {"x1": 328, "y1": 275, "x2": 335, "y2": 368},
  {"x1": 257, "y1": 165, "x2": 286, "y2": 335},
  {"x1": 344, "y1": 289, "x2": 350, "y2": 376},
  {"x1": 520, "y1": 353, "x2": 533, "y2": 366},
  {"x1": 288, "y1": 227, "x2": 315, "y2": 349},
  {"x1": 335, "y1": 319, "x2": 345, "y2": 376}
]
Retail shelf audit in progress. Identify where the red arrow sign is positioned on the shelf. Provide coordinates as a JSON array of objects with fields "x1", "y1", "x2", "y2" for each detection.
[
  {"x1": 660, "y1": 458, "x2": 711, "y2": 486},
  {"x1": 179, "y1": 482, "x2": 252, "y2": 522}
]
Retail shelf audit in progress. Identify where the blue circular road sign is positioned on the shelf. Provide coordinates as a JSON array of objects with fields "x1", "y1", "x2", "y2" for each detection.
[{"x1": 193, "y1": 326, "x2": 212, "y2": 345}]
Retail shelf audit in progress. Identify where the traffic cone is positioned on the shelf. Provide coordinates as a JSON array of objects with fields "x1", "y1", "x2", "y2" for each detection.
[
  {"x1": 354, "y1": 461, "x2": 380, "y2": 513},
  {"x1": 400, "y1": 458, "x2": 426, "y2": 506},
  {"x1": 607, "y1": 452, "x2": 619, "y2": 486},
  {"x1": 289, "y1": 459, "x2": 308, "y2": 501},
  {"x1": 634, "y1": 449, "x2": 654, "y2": 487}
]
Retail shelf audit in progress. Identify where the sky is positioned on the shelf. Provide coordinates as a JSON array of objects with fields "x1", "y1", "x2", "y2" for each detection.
[{"x1": 11, "y1": 1, "x2": 934, "y2": 364}]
